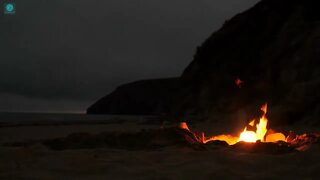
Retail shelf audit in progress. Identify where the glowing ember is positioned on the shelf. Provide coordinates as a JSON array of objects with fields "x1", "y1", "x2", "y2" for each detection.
[
  {"x1": 179, "y1": 122, "x2": 190, "y2": 131},
  {"x1": 235, "y1": 78, "x2": 244, "y2": 88},
  {"x1": 186, "y1": 103, "x2": 287, "y2": 145}
]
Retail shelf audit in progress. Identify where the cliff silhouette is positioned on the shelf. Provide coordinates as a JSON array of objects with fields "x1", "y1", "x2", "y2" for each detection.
[{"x1": 88, "y1": 0, "x2": 320, "y2": 125}]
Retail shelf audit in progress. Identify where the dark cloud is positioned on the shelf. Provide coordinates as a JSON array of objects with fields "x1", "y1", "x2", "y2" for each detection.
[{"x1": 0, "y1": 0, "x2": 259, "y2": 112}]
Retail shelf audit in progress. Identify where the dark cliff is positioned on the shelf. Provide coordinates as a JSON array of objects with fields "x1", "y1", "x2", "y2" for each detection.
[
  {"x1": 175, "y1": 0, "x2": 320, "y2": 124},
  {"x1": 88, "y1": 0, "x2": 320, "y2": 125},
  {"x1": 87, "y1": 78, "x2": 179, "y2": 115}
]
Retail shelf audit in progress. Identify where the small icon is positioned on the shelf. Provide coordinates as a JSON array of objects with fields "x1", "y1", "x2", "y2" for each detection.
[{"x1": 4, "y1": 2, "x2": 16, "y2": 15}]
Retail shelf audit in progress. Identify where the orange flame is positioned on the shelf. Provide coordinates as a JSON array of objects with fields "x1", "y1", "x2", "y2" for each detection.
[
  {"x1": 179, "y1": 122, "x2": 190, "y2": 131},
  {"x1": 249, "y1": 120, "x2": 255, "y2": 126},
  {"x1": 186, "y1": 103, "x2": 287, "y2": 145},
  {"x1": 238, "y1": 103, "x2": 268, "y2": 143}
]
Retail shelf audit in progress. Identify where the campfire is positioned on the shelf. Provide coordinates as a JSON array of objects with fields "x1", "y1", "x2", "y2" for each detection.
[
  {"x1": 204, "y1": 104, "x2": 286, "y2": 145},
  {"x1": 180, "y1": 103, "x2": 320, "y2": 152}
]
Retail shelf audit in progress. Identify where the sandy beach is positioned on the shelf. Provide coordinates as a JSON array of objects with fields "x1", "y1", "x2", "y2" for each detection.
[{"x1": 1, "y1": 115, "x2": 319, "y2": 180}]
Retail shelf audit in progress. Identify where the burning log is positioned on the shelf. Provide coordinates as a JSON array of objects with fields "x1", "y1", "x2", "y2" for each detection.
[{"x1": 287, "y1": 133, "x2": 320, "y2": 152}]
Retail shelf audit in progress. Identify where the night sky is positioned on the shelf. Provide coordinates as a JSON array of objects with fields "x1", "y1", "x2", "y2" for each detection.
[{"x1": 0, "y1": 0, "x2": 259, "y2": 113}]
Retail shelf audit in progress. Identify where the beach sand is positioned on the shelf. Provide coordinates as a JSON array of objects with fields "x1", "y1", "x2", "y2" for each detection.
[{"x1": 0, "y1": 118, "x2": 319, "y2": 180}]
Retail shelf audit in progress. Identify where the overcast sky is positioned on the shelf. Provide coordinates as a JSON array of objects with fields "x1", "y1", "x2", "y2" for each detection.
[{"x1": 0, "y1": 0, "x2": 259, "y2": 113}]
